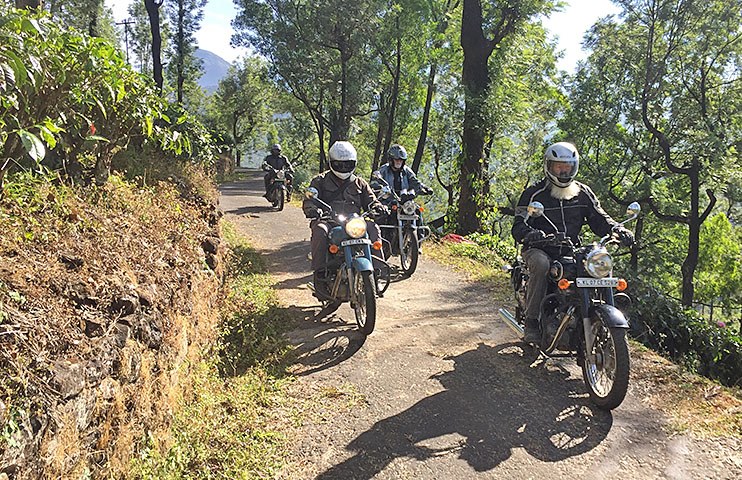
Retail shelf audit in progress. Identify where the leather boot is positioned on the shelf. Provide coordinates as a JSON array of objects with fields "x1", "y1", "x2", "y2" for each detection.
[{"x1": 523, "y1": 317, "x2": 540, "y2": 344}]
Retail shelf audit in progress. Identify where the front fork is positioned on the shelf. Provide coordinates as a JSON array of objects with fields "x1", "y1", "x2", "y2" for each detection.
[
  {"x1": 344, "y1": 243, "x2": 373, "y2": 305},
  {"x1": 581, "y1": 287, "x2": 616, "y2": 354},
  {"x1": 396, "y1": 219, "x2": 416, "y2": 255}
]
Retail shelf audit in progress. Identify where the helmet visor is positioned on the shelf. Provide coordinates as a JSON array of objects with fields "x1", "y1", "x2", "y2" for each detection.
[
  {"x1": 547, "y1": 159, "x2": 578, "y2": 183},
  {"x1": 330, "y1": 159, "x2": 357, "y2": 174}
]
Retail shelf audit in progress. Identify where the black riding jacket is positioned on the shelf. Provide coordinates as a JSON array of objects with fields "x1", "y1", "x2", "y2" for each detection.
[
  {"x1": 512, "y1": 179, "x2": 619, "y2": 256},
  {"x1": 263, "y1": 153, "x2": 293, "y2": 172}
]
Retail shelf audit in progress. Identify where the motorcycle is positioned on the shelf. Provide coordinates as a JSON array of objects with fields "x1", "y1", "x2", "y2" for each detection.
[
  {"x1": 370, "y1": 172, "x2": 431, "y2": 280},
  {"x1": 264, "y1": 166, "x2": 291, "y2": 211},
  {"x1": 499, "y1": 201, "x2": 641, "y2": 410},
  {"x1": 305, "y1": 187, "x2": 385, "y2": 335}
]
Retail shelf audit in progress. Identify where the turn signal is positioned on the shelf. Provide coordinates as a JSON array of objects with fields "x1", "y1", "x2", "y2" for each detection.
[
  {"x1": 557, "y1": 279, "x2": 571, "y2": 290},
  {"x1": 419, "y1": 205, "x2": 425, "y2": 212},
  {"x1": 617, "y1": 278, "x2": 628, "y2": 291},
  {"x1": 329, "y1": 244, "x2": 339, "y2": 254},
  {"x1": 392, "y1": 204, "x2": 398, "y2": 211},
  {"x1": 372, "y1": 240, "x2": 383, "y2": 250}
]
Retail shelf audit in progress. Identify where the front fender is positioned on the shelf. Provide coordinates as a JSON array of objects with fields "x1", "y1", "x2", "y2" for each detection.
[
  {"x1": 351, "y1": 257, "x2": 374, "y2": 272},
  {"x1": 589, "y1": 303, "x2": 629, "y2": 329}
]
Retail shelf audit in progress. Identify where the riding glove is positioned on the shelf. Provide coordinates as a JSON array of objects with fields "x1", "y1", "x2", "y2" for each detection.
[
  {"x1": 613, "y1": 225, "x2": 635, "y2": 247},
  {"x1": 523, "y1": 229, "x2": 547, "y2": 244}
]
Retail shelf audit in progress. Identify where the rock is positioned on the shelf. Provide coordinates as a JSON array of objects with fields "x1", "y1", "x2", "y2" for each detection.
[
  {"x1": 84, "y1": 319, "x2": 105, "y2": 338},
  {"x1": 109, "y1": 294, "x2": 139, "y2": 316},
  {"x1": 201, "y1": 236, "x2": 220, "y2": 255},
  {"x1": 111, "y1": 322, "x2": 131, "y2": 348},
  {"x1": 66, "y1": 281, "x2": 98, "y2": 307},
  {"x1": 50, "y1": 360, "x2": 85, "y2": 400}
]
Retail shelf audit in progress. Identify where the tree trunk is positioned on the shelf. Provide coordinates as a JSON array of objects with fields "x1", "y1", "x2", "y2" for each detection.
[
  {"x1": 458, "y1": 0, "x2": 492, "y2": 235},
  {"x1": 681, "y1": 164, "x2": 701, "y2": 306},
  {"x1": 382, "y1": 18, "x2": 402, "y2": 160},
  {"x1": 412, "y1": 61, "x2": 437, "y2": 174},
  {"x1": 145, "y1": 0, "x2": 164, "y2": 93},
  {"x1": 372, "y1": 92, "x2": 387, "y2": 172}
]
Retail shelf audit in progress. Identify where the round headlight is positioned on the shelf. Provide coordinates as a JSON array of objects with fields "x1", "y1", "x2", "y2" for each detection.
[
  {"x1": 345, "y1": 217, "x2": 367, "y2": 238},
  {"x1": 585, "y1": 247, "x2": 613, "y2": 278},
  {"x1": 402, "y1": 200, "x2": 416, "y2": 215}
]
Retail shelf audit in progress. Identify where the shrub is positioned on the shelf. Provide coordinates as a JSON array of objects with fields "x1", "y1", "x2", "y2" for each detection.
[{"x1": 629, "y1": 279, "x2": 742, "y2": 387}]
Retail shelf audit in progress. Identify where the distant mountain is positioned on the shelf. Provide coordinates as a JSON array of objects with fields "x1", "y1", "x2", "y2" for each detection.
[{"x1": 196, "y1": 49, "x2": 231, "y2": 93}]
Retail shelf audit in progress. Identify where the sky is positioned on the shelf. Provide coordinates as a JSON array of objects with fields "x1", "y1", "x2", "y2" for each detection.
[{"x1": 106, "y1": 0, "x2": 621, "y2": 70}]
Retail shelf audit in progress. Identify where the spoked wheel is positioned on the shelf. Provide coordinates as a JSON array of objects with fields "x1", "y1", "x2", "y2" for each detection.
[
  {"x1": 581, "y1": 324, "x2": 630, "y2": 410},
  {"x1": 400, "y1": 230, "x2": 419, "y2": 277},
  {"x1": 352, "y1": 271, "x2": 376, "y2": 335},
  {"x1": 372, "y1": 255, "x2": 391, "y2": 296},
  {"x1": 276, "y1": 188, "x2": 285, "y2": 211}
]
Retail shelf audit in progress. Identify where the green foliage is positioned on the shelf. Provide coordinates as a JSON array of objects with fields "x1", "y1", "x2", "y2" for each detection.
[
  {"x1": 0, "y1": 6, "x2": 217, "y2": 185},
  {"x1": 631, "y1": 279, "x2": 742, "y2": 388},
  {"x1": 468, "y1": 232, "x2": 518, "y2": 263},
  {"x1": 696, "y1": 213, "x2": 742, "y2": 308}
]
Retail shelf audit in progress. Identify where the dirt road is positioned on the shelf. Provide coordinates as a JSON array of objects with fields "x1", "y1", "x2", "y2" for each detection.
[{"x1": 220, "y1": 172, "x2": 739, "y2": 479}]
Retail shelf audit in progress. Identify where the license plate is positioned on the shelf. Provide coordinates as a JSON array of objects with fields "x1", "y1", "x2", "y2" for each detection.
[
  {"x1": 341, "y1": 238, "x2": 371, "y2": 246},
  {"x1": 576, "y1": 277, "x2": 619, "y2": 287},
  {"x1": 398, "y1": 214, "x2": 417, "y2": 221}
]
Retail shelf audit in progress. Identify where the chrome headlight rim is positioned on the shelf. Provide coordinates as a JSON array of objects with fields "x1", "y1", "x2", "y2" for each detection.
[
  {"x1": 585, "y1": 247, "x2": 613, "y2": 278},
  {"x1": 345, "y1": 216, "x2": 367, "y2": 238},
  {"x1": 402, "y1": 200, "x2": 416, "y2": 215}
]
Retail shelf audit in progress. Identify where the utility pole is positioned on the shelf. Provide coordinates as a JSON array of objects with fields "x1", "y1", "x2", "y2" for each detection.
[{"x1": 116, "y1": 18, "x2": 135, "y2": 63}]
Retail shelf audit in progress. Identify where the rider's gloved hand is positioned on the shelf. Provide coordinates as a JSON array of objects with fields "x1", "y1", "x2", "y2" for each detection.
[
  {"x1": 613, "y1": 225, "x2": 635, "y2": 247},
  {"x1": 421, "y1": 185, "x2": 434, "y2": 195},
  {"x1": 306, "y1": 208, "x2": 322, "y2": 219},
  {"x1": 523, "y1": 229, "x2": 547, "y2": 244},
  {"x1": 371, "y1": 204, "x2": 390, "y2": 218}
]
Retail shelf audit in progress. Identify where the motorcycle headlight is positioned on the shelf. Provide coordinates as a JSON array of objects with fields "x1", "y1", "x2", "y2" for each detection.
[
  {"x1": 276, "y1": 170, "x2": 285, "y2": 180},
  {"x1": 585, "y1": 247, "x2": 613, "y2": 278},
  {"x1": 345, "y1": 216, "x2": 367, "y2": 238},
  {"x1": 402, "y1": 200, "x2": 416, "y2": 215}
]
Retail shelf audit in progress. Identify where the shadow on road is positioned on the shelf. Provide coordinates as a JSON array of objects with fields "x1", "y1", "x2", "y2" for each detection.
[{"x1": 316, "y1": 342, "x2": 612, "y2": 478}]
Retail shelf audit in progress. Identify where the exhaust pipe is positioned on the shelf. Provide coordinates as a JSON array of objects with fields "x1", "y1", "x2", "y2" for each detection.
[{"x1": 498, "y1": 308, "x2": 524, "y2": 336}]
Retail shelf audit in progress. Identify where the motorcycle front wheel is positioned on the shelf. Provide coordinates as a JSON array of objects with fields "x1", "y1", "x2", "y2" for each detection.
[
  {"x1": 400, "y1": 229, "x2": 419, "y2": 277},
  {"x1": 352, "y1": 271, "x2": 376, "y2": 335},
  {"x1": 276, "y1": 187, "x2": 285, "y2": 211},
  {"x1": 581, "y1": 324, "x2": 630, "y2": 410}
]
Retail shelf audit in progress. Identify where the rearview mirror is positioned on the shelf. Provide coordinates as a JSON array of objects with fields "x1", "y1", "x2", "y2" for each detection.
[
  {"x1": 527, "y1": 201, "x2": 544, "y2": 218},
  {"x1": 305, "y1": 187, "x2": 319, "y2": 199},
  {"x1": 626, "y1": 202, "x2": 640, "y2": 217}
]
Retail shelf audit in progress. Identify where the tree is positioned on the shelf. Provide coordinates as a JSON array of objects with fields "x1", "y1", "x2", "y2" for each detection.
[
  {"x1": 456, "y1": 0, "x2": 556, "y2": 234},
  {"x1": 564, "y1": 0, "x2": 742, "y2": 306},
  {"x1": 165, "y1": 0, "x2": 206, "y2": 105},
  {"x1": 144, "y1": 0, "x2": 165, "y2": 93},
  {"x1": 233, "y1": 0, "x2": 384, "y2": 170}
]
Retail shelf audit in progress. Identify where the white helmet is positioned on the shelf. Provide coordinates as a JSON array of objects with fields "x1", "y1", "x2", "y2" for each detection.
[
  {"x1": 328, "y1": 141, "x2": 357, "y2": 180},
  {"x1": 544, "y1": 142, "x2": 579, "y2": 187}
]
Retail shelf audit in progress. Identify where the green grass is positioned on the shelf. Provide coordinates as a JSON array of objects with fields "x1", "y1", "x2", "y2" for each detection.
[{"x1": 130, "y1": 222, "x2": 298, "y2": 479}]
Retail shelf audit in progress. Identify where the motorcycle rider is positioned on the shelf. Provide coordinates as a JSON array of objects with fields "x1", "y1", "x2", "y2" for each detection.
[
  {"x1": 373, "y1": 144, "x2": 433, "y2": 201},
  {"x1": 512, "y1": 141, "x2": 635, "y2": 344},
  {"x1": 262, "y1": 143, "x2": 294, "y2": 199},
  {"x1": 303, "y1": 141, "x2": 387, "y2": 298}
]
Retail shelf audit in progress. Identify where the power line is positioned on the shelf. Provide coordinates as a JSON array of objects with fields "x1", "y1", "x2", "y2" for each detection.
[{"x1": 115, "y1": 18, "x2": 135, "y2": 63}]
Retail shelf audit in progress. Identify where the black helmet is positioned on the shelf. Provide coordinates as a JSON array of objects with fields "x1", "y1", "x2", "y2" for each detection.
[
  {"x1": 387, "y1": 144, "x2": 408, "y2": 171},
  {"x1": 270, "y1": 143, "x2": 281, "y2": 153}
]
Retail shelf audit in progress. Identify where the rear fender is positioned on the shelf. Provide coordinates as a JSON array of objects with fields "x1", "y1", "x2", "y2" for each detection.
[{"x1": 589, "y1": 303, "x2": 629, "y2": 329}]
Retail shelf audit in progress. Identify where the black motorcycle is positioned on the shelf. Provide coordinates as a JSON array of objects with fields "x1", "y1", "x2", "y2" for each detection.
[
  {"x1": 305, "y1": 187, "x2": 387, "y2": 335},
  {"x1": 370, "y1": 172, "x2": 431, "y2": 280},
  {"x1": 499, "y1": 201, "x2": 640, "y2": 410},
  {"x1": 264, "y1": 167, "x2": 291, "y2": 211}
]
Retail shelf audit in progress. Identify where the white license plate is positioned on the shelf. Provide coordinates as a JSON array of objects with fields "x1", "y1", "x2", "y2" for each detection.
[
  {"x1": 576, "y1": 277, "x2": 619, "y2": 287},
  {"x1": 398, "y1": 214, "x2": 417, "y2": 221},
  {"x1": 341, "y1": 238, "x2": 371, "y2": 246}
]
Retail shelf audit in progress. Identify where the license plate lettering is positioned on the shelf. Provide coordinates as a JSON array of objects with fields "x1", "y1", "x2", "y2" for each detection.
[
  {"x1": 341, "y1": 238, "x2": 370, "y2": 246},
  {"x1": 575, "y1": 277, "x2": 619, "y2": 288}
]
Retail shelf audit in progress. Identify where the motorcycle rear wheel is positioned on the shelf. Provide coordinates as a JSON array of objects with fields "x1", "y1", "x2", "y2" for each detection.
[
  {"x1": 352, "y1": 271, "x2": 376, "y2": 335},
  {"x1": 581, "y1": 324, "x2": 630, "y2": 410},
  {"x1": 400, "y1": 230, "x2": 419, "y2": 277}
]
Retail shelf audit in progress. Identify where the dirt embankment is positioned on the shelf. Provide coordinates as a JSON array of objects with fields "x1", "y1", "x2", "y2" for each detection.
[{"x1": 0, "y1": 176, "x2": 224, "y2": 479}]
